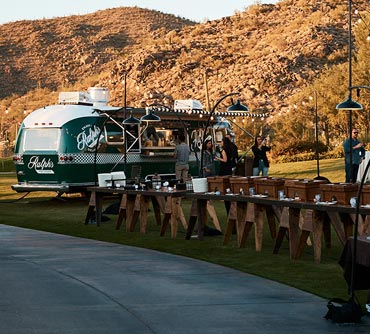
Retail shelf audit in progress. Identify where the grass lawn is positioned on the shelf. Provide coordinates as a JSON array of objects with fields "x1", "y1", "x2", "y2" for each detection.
[{"x1": 1, "y1": 157, "x2": 368, "y2": 307}]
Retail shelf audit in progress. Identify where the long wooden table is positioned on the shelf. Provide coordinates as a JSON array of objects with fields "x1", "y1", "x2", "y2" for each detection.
[
  {"x1": 186, "y1": 192, "x2": 370, "y2": 262},
  {"x1": 86, "y1": 187, "x2": 188, "y2": 238},
  {"x1": 85, "y1": 187, "x2": 370, "y2": 263}
]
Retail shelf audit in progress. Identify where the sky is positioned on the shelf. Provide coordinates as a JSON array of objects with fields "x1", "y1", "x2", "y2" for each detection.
[{"x1": 0, "y1": 0, "x2": 279, "y2": 25}]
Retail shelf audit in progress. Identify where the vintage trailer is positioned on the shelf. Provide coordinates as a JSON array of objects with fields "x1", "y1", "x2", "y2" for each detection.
[{"x1": 12, "y1": 88, "x2": 248, "y2": 194}]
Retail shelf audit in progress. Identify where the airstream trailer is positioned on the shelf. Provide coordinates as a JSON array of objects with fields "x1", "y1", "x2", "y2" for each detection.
[{"x1": 12, "y1": 88, "x2": 248, "y2": 194}]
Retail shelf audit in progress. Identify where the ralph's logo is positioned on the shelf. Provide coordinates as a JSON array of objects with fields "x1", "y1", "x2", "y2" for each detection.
[
  {"x1": 76, "y1": 124, "x2": 101, "y2": 152},
  {"x1": 28, "y1": 156, "x2": 54, "y2": 174}
]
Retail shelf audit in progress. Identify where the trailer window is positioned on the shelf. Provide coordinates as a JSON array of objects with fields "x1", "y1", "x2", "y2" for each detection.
[{"x1": 23, "y1": 128, "x2": 60, "y2": 151}]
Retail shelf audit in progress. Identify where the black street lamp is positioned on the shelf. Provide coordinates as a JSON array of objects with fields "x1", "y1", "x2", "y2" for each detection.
[{"x1": 335, "y1": 0, "x2": 370, "y2": 312}]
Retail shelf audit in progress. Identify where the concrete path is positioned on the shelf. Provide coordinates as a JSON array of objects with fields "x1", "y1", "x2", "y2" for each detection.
[{"x1": 0, "y1": 224, "x2": 369, "y2": 333}]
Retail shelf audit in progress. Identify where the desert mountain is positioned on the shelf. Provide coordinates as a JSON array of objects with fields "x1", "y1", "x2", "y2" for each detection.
[{"x1": 0, "y1": 0, "x2": 368, "y2": 142}]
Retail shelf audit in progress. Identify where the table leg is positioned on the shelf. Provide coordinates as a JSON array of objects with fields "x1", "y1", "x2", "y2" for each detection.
[
  {"x1": 130, "y1": 195, "x2": 141, "y2": 232},
  {"x1": 287, "y1": 207, "x2": 300, "y2": 259},
  {"x1": 197, "y1": 198, "x2": 208, "y2": 241},
  {"x1": 151, "y1": 196, "x2": 162, "y2": 225},
  {"x1": 312, "y1": 211, "x2": 324, "y2": 263},
  {"x1": 125, "y1": 194, "x2": 137, "y2": 232},
  {"x1": 85, "y1": 192, "x2": 96, "y2": 225},
  {"x1": 326, "y1": 211, "x2": 346, "y2": 244},
  {"x1": 207, "y1": 200, "x2": 221, "y2": 231},
  {"x1": 273, "y1": 206, "x2": 301, "y2": 258},
  {"x1": 94, "y1": 192, "x2": 103, "y2": 227},
  {"x1": 176, "y1": 198, "x2": 188, "y2": 230},
  {"x1": 170, "y1": 197, "x2": 179, "y2": 238},
  {"x1": 160, "y1": 197, "x2": 173, "y2": 237},
  {"x1": 273, "y1": 206, "x2": 288, "y2": 254},
  {"x1": 254, "y1": 204, "x2": 266, "y2": 251},
  {"x1": 236, "y1": 201, "x2": 248, "y2": 248},
  {"x1": 295, "y1": 209, "x2": 318, "y2": 261},
  {"x1": 185, "y1": 200, "x2": 198, "y2": 240},
  {"x1": 116, "y1": 194, "x2": 127, "y2": 230},
  {"x1": 363, "y1": 215, "x2": 370, "y2": 235},
  {"x1": 323, "y1": 213, "x2": 331, "y2": 248},
  {"x1": 265, "y1": 206, "x2": 277, "y2": 239},
  {"x1": 223, "y1": 201, "x2": 236, "y2": 245},
  {"x1": 140, "y1": 195, "x2": 150, "y2": 234}
]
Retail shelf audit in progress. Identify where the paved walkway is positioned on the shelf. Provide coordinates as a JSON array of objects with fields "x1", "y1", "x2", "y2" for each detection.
[{"x1": 0, "y1": 224, "x2": 369, "y2": 334}]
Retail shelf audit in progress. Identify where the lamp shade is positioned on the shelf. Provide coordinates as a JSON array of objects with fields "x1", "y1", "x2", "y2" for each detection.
[
  {"x1": 227, "y1": 99, "x2": 249, "y2": 112},
  {"x1": 336, "y1": 96, "x2": 363, "y2": 110},
  {"x1": 140, "y1": 112, "x2": 161, "y2": 122},
  {"x1": 122, "y1": 113, "x2": 140, "y2": 125}
]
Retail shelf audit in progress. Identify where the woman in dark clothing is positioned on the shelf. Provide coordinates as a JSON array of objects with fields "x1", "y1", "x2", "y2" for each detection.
[
  {"x1": 215, "y1": 136, "x2": 236, "y2": 176},
  {"x1": 251, "y1": 135, "x2": 271, "y2": 176},
  {"x1": 202, "y1": 139, "x2": 215, "y2": 177},
  {"x1": 215, "y1": 136, "x2": 236, "y2": 215}
]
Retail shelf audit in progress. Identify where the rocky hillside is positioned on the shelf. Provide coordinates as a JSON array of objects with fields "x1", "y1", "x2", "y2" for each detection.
[
  {"x1": 0, "y1": 0, "x2": 368, "y2": 118},
  {"x1": 0, "y1": 7, "x2": 195, "y2": 97}
]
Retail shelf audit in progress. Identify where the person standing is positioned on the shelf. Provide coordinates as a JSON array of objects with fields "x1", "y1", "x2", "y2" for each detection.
[
  {"x1": 226, "y1": 132, "x2": 238, "y2": 174},
  {"x1": 215, "y1": 136, "x2": 236, "y2": 215},
  {"x1": 343, "y1": 128, "x2": 365, "y2": 183},
  {"x1": 215, "y1": 136, "x2": 236, "y2": 176},
  {"x1": 202, "y1": 139, "x2": 215, "y2": 177},
  {"x1": 174, "y1": 133, "x2": 190, "y2": 182},
  {"x1": 251, "y1": 135, "x2": 271, "y2": 176}
]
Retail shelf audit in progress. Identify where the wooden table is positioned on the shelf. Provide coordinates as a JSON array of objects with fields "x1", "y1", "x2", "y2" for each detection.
[
  {"x1": 85, "y1": 187, "x2": 123, "y2": 226},
  {"x1": 186, "y1": 192, "x2": 370, "y2": 262},
  {"x1": 86, "y1": 187, "x2": 187, "y2": 238}
]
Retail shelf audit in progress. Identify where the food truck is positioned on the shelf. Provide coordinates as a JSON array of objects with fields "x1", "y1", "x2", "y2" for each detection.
[{"x1": 12, "y1": 88, "x2": 249, "y2": 194}]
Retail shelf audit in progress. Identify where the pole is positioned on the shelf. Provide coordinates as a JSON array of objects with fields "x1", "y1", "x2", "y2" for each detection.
[
  {"x1": 348, "y1": 0, "x2": 353, "y2": 183},
  {"x1": 123, "y1": 72, "x2": 127, "y2": 175},
  {"x1": 313, "y1": 91, "x2": 320, "y2": 177},
  {"x1": 203, "y1": 69, "x2": 211, "y2": 112}
]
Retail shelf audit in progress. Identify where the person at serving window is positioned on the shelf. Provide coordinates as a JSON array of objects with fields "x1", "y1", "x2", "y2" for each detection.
[
  {"x1": 343, "y1": 128, "x2": 365, "y2": 183},
  {"x1": 251, "y1": 135, "x2": 271, "y2": 176},
  {"x1": 174, "y1": 133, "x2": 190, "y2": 182}
]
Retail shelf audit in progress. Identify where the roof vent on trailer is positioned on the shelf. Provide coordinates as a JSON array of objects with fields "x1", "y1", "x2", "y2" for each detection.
[
  {"x1": 174, "y1": 99, "x2": 203, "y2": 112},
  {"x1": 88, "y1": 87, "x2": 109, "y2": 106},
  {"x1": 58, "y1": 91, "x2": 93, "y2": 106}
]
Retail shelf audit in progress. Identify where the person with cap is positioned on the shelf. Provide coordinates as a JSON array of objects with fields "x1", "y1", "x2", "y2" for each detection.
[{"x1": 343, "y1": 128, "x2": 365, "y2": 183}]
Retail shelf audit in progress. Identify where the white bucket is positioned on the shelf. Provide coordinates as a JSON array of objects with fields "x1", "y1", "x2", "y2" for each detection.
[
  {"x1": 192, "y1": 178, "x2": 208, "y2": 193},
  {"x1": 98, "y1": 173, "x2": 112, "y2": 187},
  {"x1": 111, "y1": 171, "x2": 126, "y2": 187}
]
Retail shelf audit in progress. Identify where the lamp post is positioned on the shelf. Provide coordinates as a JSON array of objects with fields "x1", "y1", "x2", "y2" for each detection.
[
  {"x1": 199, "y1": 93, "x2": 248, "y2": 176},
  {"x1": 309, "y1": 91, "x2": 326, "y2": 180},
  {"x1": 123, "y1": 72, "x2": 128, "y2": 175},
  {"x1": 335, "y1": 0, "x2": 369, "y2": 307}
]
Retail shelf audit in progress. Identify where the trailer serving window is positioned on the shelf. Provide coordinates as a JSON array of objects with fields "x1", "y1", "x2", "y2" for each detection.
[{"x1": 22, "y1": 128, "x2": 61, "y2": 151}]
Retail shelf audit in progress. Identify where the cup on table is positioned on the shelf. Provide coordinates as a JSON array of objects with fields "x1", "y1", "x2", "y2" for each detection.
[{"x1": 278, "y1": 190, "x2": 285, "y2": 200}]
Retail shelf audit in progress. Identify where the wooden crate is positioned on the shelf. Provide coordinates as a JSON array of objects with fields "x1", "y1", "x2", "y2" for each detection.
[
  {"x1": 253, "y1": 177, "x2": 285, "y2": 199},
  {"x1": 361, "y1": 185, "x2": 370, "y2": 204},
  {"x1": 207, "y1": 176, "x2": 231, "y2": 193},
  {"x1": 320, "y1": 183, "x2": 358, "y2": 205},
  {"x1": 284, "y1": 179, "x2": 328, "y2": 202},
  {"x1": 229, "y1": 176, "x2": 255, "y2": 194}
]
